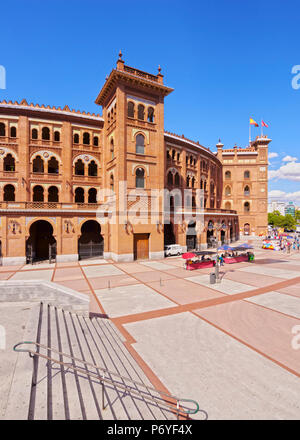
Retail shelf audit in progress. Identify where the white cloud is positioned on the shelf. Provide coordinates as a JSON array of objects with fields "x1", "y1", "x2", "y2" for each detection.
[
  {"x1": 282, "y1": 155, "x2": 298, "y2": 162},
  {"x1": 269, "y1": 189, "x2": 300, "y2": 203},
  {"x1": 268, "y1": 152, "x2": 278, "y2": 159},
  {"x1": 268, "y1": 161, "x2": 300, "y2": 181}
]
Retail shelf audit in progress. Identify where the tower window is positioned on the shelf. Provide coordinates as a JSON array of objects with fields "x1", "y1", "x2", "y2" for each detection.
[
  {"x1": 147, "y1": 107, "x2": 154, "y2": 123},
  {"x1": 135, "y1": 167, "x2": 145, "y2": 188},
  {"x1": 136, "y1": 134, "x2": 145, "y2": 154},
  {"x1": 127, "y1": 101, "x2": 134, "y2": 118},
  {"x1": 42, "y1": 127, "x2": 50, "y2": 140},
  {"x1": 137, "y1": 104, "x2": 145, "y2": 120}
]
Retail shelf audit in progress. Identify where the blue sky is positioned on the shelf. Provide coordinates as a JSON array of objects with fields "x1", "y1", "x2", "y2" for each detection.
[{"x1": 1, "y1": 0, "x2": 300, "y2": 202}]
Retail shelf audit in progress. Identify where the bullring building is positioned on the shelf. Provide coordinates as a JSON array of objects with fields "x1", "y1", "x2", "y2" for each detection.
[{"x1": 0, "y1": 54, "x2": 270, "y2": 265}]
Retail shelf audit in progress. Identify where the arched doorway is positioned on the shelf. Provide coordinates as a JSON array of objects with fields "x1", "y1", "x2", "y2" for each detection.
[
  {"x1": 244, "y1": 223, "x2": 250, "y2": 235},
  {"x1": 186, "y1": 221, "x2": 197, "y2": 251},
  {"x1": 26, "y1": 220, "x2": 56, "y2": 263},
  {"x1": 207, "y1": 221, "x2": 214, "y2": 248},
  {"x1": 78, "y1": 220, "x2": 104, "y2": 260},
  {"x1": 164, "y1": 222, "x2": 176, "y2": 246}
]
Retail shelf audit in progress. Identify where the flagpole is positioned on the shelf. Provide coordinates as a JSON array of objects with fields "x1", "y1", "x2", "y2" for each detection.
[
  {"x1": 249, "y1": 122, "x2": 251, "y2": 145},
  {"x1": 261, "y1": 118, "x2": 263, "y2": 137}
]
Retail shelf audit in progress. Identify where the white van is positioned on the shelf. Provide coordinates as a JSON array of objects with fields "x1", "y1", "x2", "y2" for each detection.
[{"x1": 164, "y1": 244, "x2": 182, "y2": 257}]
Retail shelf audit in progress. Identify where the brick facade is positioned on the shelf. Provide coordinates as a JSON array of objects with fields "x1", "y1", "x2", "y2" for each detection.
[{"x1": 0, "y1": 55, "x2": 270, "y2": 265}]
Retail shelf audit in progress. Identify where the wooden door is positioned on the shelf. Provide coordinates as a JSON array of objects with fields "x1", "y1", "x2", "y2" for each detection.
[{"x1": 134, "y1": 234, "x2": 149, "y2": 260}]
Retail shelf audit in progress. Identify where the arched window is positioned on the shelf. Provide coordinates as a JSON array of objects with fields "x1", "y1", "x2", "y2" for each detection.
[
  {"x1": 33, "y1": 185, "x2": 44, "y2": 202},
  {"x1": 75, "y1": 159, "x2": 84, "y2": 175},
  {"x1": 186, "y1": 176, "x2": 190, "y2": 187},
  {"x1": 93, "y1": 136, "x2": 99, "y2": 146},
  {"x1": 244, "y1": 185, "x2": 250, "y2": 196},
  {"x1": 175, "y1": 173, "x2": 180, "y2": 186},
  {"x1": 244, "y1": 170, "x2": 250, "y2": 179},
  {"x1": 83, "y1": 132, "x2": 90, "y2": 145},
  {"x1": 48, "y1": 186, "x2": 59, "y2": 202},
  {"x1": 167, "y1": 171, "x2": 173, "y2": 186},
  {"x1": 88, "y1": 160, "x2": 97, "y2": 176},
  {"x1": 110, "y1": 139, "x2": 114, "y2": 159},
  {"x1": 10, "y1": 126, "x2": 17, "y2": 138},
  {"x1": 166, "y1": 150, "x2": 170, "y2": 159},
  {"x1": 177, "y1": 152, "x2": 180, "y2": 162},
  {"x1": 225, "y1": 202, "x2": 231, "y2": 210},
  {"x1": 244, "y1": 223, "x2": 250, "y2": 235},
  {"x1": 88, "y1": 188, "x2": 97, "y2": 203},
  {"x1": 4, "y1": 154, "x2": 15, "y2": 172},
  {"x1": 3, "y1": 184, "x2": 15, "y2": 201},
  {"x1": 0, "y1": 123, "x2": 5, "y2": 136},
  {"x1": 210, "y1": 182, "x2": 215, "y2": 194},
  {"x1": 110, "y1": 174, "x2": 114, "y2": 191},
  {"x1": 191, "y1": 177, "x2": 195, "y2": 188},
  {"x1": 225, "y1": 171, "x2": 231, "y2": 180},
  {"x1": 137, "y1": 104, "x2": 145, "y2": 120},
  {"x1": 73, "y1": 133, "x2": 79, "y2": 144},
  {"x1": 33, "y1": 156, "x2": 44, "y2": 173},
  {"x1": 32, "y1": 128, "x2": 38, "y2": 139},
  {"x1": 136, "y1": 168, "x2": 145, "y2": 188},
  {"x1": 244, "y1": 202, "x2": 250, "y2": 213},
  {"x1": 48, "y1": 157, "x2": 59, "y2": 174},
  {"x1": 136, "y1": 134, "x2": 145, "y2": 154},
  {"x1": 54, "y1": 131, "x2": 60, "y2": 142},
  {"x1": 225, "y1": 186, "x2": 231, "y2": 196},
  {"x1": 190, "y1": 156, "x2": 193, "y2": 166},
  {"x1": 75, "y1": 187, "x2": 84, "y2": 203},
  {"x1": 127, "y1": 101, "x2": 134, "y2": 118},
  {"x1": 147, "y1": 107, "x2": 154, "y2": 123},
  {"x1": 42, "y1": 127, "x2": 50, "y2": 140}
]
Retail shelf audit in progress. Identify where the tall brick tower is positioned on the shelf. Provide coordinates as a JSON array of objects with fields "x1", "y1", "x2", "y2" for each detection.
[
  {"x1": 95, "y1": 52, "x2": 173, "y2": 261},
  {"x1": 218, "y1": 135, "x2": 271, "y2": 238}
]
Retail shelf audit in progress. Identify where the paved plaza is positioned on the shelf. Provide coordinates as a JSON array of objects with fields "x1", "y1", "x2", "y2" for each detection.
[{"x1": 1, "y1": 245, "x2": 300, "y2": 419}]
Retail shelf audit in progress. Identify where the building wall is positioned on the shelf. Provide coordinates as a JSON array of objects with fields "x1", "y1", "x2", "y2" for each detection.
[{"x1": 0, "y1": 58, "x2": 267, "y2": 264}]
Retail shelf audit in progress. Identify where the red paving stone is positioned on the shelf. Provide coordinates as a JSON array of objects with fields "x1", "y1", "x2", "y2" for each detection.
[
  {"x1": 147, "y1": 278, "x2": 225, "y2": 305},
  {"x1": 194, "y1": 300, "x2": 300, "y2": 376},
  {"x1": 0, "y1": 271, "x2": 14, "y2": 280},
  {"x1": 130, "y1": 270, "x2": 175, "y2": 283},
  {"x1": 55, "y1": 278, "x2": 91, "y2": 292},
  {"x1": 260, "y1": 263, "x2": 300, "y2": 272},
  {"x1": 277, "y1": 283, "x2": 300, "y2": 299},
  {"x1": 89, "y1": 274, "x2": 139, "y2": 290},
  {"x1": 55, "y1": 262, "x2": 79, "y2": 268},
  {"x1": 223, "y1": 270, "x2": 285, "y2": 287},
  {"x1": 53, "y1": 267, "x2": 85, "y2": 282},
  {"x1": 114, "y1": 263, "x2": 155, "y2": 273},
  {"x1": 162, "y1": 267, "x2": 212, "y2": 278}
]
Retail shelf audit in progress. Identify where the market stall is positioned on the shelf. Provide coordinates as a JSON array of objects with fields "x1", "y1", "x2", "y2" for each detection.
[
  {"x1": 223, "y1": 244, "x2": 254, "y2": 264},
  {"x1": 182, "y1": 251, "x2": 216, "y2": 271}
]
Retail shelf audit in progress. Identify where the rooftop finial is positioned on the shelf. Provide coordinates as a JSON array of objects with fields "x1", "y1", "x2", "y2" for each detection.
[
  {"x1": 119, "y1": 50, "x2": 123, "y2": 60},
  {"x1": 158, "y1": 65, "x2": 161, "y2": 74}
]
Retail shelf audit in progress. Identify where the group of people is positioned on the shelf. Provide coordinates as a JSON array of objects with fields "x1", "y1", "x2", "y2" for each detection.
[{"x1": 279, "y1": 236, "x2": 300, "y2": 253}]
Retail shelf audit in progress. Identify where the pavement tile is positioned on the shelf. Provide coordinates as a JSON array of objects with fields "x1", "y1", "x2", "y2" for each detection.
[
  {"x1": 95, "y1": 283, "x2": 174, "y2": 317},
  {"x1": 246, "y1": 291, "x2": 300, "y2": 319},
  {"x1": 195, "y1": 300, "x2": 300, "y2": 375},
  {"x1": 82, "y1": 264, "x2": 125, "y2": 278},
  {"x1": 53, "y1": 267, "x2": 84, "y2": 282},
  {"x1": 89, "y1": 274, "x2": 139, "y2": 290},
  {"x1": 147, "y1": 278, "x2": 224, "y2": 305}
]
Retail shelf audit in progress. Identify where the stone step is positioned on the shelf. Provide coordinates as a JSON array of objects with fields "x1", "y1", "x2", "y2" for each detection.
[
  {"x1": 5, "y1": 303, "x2": 41, "y2": 420},
  {"x1": 8, "y1": 302, "x2": 178, "y2": 420}
]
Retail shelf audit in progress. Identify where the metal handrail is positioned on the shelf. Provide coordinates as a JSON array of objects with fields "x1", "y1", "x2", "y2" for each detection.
[{"x1": 14, "y1": 341, "x2": 204, "y2": 419}]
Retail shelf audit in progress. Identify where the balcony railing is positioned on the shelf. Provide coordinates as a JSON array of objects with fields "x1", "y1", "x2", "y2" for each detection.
[{"x1": 0, "y1": 201, "x2": 102, "y2": 210}]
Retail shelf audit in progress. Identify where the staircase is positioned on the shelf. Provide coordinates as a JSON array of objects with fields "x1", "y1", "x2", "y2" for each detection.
[{"x1": 5, "y1": 303, "x2": 198, "y2": 420}]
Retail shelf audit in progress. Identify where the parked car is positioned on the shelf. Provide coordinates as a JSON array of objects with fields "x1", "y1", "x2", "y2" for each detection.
[{"x1": 164, "y1": 244, "x2": 182, "y2": 257}]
